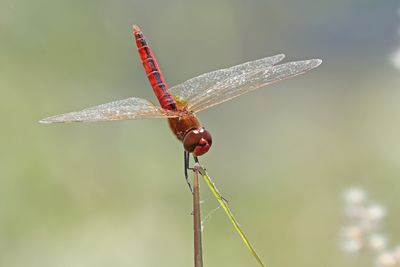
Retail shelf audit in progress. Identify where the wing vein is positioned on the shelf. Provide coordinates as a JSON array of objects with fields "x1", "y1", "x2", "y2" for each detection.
[{"x1": 39, "y1": 97, "x2": 177, "y2": 124}]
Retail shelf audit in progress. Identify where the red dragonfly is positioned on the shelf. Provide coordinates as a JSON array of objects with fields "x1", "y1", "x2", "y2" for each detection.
[{"x1": 40, "y1": 25, "x2": 321, "y2": 188}]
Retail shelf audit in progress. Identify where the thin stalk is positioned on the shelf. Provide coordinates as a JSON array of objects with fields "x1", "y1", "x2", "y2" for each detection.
[
  {"x1": 193, "y1": 166, "x2": 203, "y2": 267},
  {"x1": 198, "y1": 166, "x2": 265, "y2": 267}
]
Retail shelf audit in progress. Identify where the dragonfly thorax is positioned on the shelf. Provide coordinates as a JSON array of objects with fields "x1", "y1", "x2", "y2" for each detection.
[{"x1": 183, "y1": 127, "x2": 212, "y2": 156}]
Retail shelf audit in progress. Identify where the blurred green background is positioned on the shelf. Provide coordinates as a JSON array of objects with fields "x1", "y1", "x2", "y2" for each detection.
[{"x1": 1, "y1": 0, "x2": 400, "y2": 266}]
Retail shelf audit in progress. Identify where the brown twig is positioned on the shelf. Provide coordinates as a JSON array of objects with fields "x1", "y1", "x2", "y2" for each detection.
[{"x1": 193, "y1": 165, "x2": 203, "y2": 267}]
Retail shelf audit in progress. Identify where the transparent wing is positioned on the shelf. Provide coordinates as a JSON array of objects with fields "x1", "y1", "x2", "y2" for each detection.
[
  {"x1": 170, "y1": 54, "x2": 286, "y2": 105},
  {"x1": 39, "y1": 97, "x2": 178, "y2": 124},
  {"x1": 171, "y1": 57, "x2": 322, "y2": 113},
  {"x1": 188, "y1": 59, "x2": 322, "y2": 112}
]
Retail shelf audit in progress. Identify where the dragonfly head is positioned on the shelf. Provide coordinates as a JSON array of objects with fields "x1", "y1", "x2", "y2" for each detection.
[{"x1": 183, "y1": 127, "x2": 212, "y2": 156}]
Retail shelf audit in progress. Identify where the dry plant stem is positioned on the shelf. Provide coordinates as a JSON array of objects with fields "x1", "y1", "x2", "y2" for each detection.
[{"x1": 193, "y1": 167, "x2": 203, "y2": 267}]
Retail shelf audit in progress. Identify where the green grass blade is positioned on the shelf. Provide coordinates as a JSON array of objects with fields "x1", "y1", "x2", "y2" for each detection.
[{"x1": 197, "y1": 166, "x2": 265, "y2": 267}]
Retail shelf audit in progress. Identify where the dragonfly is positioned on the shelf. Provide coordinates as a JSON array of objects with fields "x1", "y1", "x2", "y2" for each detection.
[{"x1": 40, "y1": 25, "x2": 322, "y2": 189}]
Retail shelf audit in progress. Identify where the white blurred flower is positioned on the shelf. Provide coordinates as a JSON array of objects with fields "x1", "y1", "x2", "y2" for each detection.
[
  {"x1": 342, "y1": 238, "x2": 363, "y2": 253},
  {"x1": 367, "y1": 204, "x2": 386, "y2": 221},
  {"x1": 393, "y1": 246, "x2": 400, "y2": 261},
  {"x1": 376, "y1": 252, "x2": 397, "y2": 267},
  {"x1": 390, "y1": 49, "x2": 400, "y2": 71},
  {"x1": 344, "y1": 187, "x2": 367, "y2": 206},
  {"x1": 390, "y1": 7, "x2": 400, "y2": 70},
  {"x1": 359, "y1": 204, "x2": 386, "y2": 231},
  {"x1": 369, "y1": 234, "x2": 388, "y2": 252},
  {"x1": 342, "y1": 226, "x2": 363, "y2": 239},
  {"x1": 341, "y1": 186, "x2": 400, "y2": 267}
]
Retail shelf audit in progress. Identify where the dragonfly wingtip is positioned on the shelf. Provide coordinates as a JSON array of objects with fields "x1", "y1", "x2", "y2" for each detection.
[
  {"x1": 309, "y1": 58, "x2": 323, "y2": 68},
  {"x1": 39, "y1": 116, "x2": 60, "y2": 124},
  {"x1": 38, "y1": 119, "x2": 50, "y2": 124}
]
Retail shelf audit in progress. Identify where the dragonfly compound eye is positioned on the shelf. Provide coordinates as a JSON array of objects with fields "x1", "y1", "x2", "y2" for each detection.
[{"x1": 183, "y1": 128, "x2": 212, "y2": 156}]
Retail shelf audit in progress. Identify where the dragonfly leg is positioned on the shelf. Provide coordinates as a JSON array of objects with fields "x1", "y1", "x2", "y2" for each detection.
[{"x1": 184, "y1": 151, "x2": 193, "y2": 192}]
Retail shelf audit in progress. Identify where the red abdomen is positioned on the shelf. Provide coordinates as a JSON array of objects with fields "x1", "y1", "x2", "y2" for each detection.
[{"x1": 133, "y1": 25, "x2": 177, "y2": 110}]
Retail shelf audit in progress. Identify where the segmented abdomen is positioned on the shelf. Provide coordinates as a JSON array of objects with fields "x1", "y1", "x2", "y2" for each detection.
[{"x1": 133, "y1": 25, "x2": 177, "y2": 110}]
